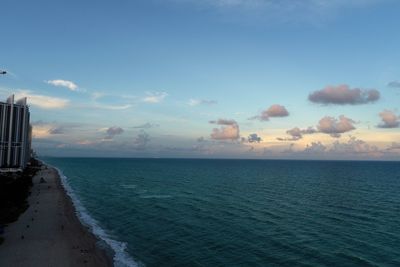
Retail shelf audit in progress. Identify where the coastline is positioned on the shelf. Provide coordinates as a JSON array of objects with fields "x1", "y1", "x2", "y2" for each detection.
[{"x1": 0, "y1": 163, "x2": 113, "y2": 267}]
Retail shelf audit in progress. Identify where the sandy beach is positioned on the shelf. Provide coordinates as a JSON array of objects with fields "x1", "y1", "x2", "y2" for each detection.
[{"x1": 0, "y1": 165, "x2": 112, "y2": 267}]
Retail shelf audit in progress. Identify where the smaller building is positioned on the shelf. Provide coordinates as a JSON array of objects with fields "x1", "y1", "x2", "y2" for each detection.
[{"x1": 0, "y1": 95, "x2": 32, "y2": 172}]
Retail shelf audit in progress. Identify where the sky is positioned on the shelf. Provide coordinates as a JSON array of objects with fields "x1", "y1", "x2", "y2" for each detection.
[{"x1": 0, "y1": 0, "x2": 399, "y2": 160}]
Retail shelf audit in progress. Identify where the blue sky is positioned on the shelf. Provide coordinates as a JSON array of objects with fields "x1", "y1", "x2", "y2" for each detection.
[{"x1": 0, "y1": 0, "x2": 399, "y2": 159}]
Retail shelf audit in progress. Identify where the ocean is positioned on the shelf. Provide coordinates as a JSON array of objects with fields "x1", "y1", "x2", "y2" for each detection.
[{"x1": 43, "y1": 158, "x2": 400, "y2": 267}]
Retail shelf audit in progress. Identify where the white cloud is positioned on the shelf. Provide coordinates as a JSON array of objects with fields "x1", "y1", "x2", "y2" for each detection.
[
  {"x1": 15, "y1": 90, "x2": 69, "y2": 109},
  {"x1": 91, "y1": 104, "x2": 132, "y2": 110},
  {"x1": 172, "y1": 0, "x2": 385, "y2": 21},
  {"x1": 32, "y1": 124, "x2": 53, "y2": 139},
  {"x1": 142, "y1": 92, "x2": 168, "y2": 103},
  {"x1": 31, "y1": 123, "x2": 64, "y2": 138},
  {"x1": 46, "y1": 79, "x2": 78, "y2": 91},
  {"x1": 91, "y1": 92, "x2": 105, "y2": 100},
  {"x1": 188, "y1": 99, "x2": 217, "y2": 106}
]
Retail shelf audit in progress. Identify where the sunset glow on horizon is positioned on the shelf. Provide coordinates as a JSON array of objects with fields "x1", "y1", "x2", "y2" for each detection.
[{"x1": 1, "y1": 0, "x2": 399, "y2": 160}]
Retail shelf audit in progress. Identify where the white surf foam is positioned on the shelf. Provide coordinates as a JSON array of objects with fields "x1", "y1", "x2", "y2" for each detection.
[{"x1": 43, "y1": 161, "x2": 141, "y2": 267}]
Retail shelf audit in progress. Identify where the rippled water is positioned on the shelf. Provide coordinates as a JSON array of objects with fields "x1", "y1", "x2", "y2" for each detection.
[{"x1": 44, "y1": 158, "x2": 400, "y2": 267}]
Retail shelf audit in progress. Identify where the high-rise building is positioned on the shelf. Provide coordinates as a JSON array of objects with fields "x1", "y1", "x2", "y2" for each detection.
[{"x1": 0, "y1": 95, "x2": 32, "y2": 172}]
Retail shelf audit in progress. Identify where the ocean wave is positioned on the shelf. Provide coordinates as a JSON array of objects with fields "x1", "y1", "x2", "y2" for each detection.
[
  {"x1": 121, "y1": 184, "x2": 138, "y2": 189},
  {"x1": 43, "y1": 160, "x2": 141, "y2": 267},
  {"x1": 139, "y1": 194, "x2": 172, "y2": 199}
]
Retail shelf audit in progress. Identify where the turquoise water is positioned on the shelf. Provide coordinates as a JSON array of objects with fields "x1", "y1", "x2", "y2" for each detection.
[{"x1": 44, "y1": 158, "x2": 400, "y2": 267}]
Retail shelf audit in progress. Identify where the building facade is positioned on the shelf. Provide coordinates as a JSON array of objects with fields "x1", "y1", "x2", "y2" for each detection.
[{"x1": 0, "y1": 95, "x2": 32, "y2": 172}]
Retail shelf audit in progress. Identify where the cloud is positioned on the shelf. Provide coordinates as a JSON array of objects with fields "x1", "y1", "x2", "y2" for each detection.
[
  {"x1": 303, "y1": 142, "x2": 327, "y2": 153},
  {"x1": 188, "y1": 99, "x2": 218, "y2": 106},
  {"x1": 76, "y1": 140, "x2": 95, "y2": 146},
  {"x1": 209, "y1": 119, "x2": 237, "y2": 125},
  {"x1": 132, "y1": 123, "x2": 159, "y2": 129},
  {"x1": 308, "y1": 85, "x2": 380, "y2": 105},
  {"x1": 330, "y1": 136, "x2": 379, "y2": 155},
  {"x1": 91, "y1": 104, "x2": 132, "y2": 110},
  {"x1": 171, "y1": 0, "x2": 385, "y2": 26},
  {"x1": 104, "y1": 126, "x2": 124, "y2": 140},
  {"x1": 200, "y1": 0, "x2": 267, "y2": 8},
  {"x1": 277, "y1": 126, "x2": 317, "y2": 141},
  {"x1": 176, "y1": 0, "x2": 383, "y2": 11},
  {"x1": 15, "y1": 90, "x2": 69, "y2": 109},
  {"x1": 251, "y1": 104, "x2": 289, "y2": 121},
  {"x1": 388, "y1": 81, "x2": 400, "y2": 88},
  {"x1": 31, "y1": 121, "x2": 82, "y2": 138},
  {"x1": 133, "y1": 130, "x2": 150, "y2": 150},
  {"x1": 247, "y1": 133, "x2": 262, "y2": 143},
  {"x1": 56, "y1": 144, "x2": 67, "y2": 148},
  {"x1": 32, "y1": 124, "x2": 53, "y2": 139},
  {"x1": 91, "y1": 92, "x2": 105, "y2": 100},
  {"x1": 48, "y1": 126, "x2": 65, "y2": 135},
  {"x1": 278, "y1": 136, "x2": 384, "y2": 159},
  {"x1": 387, "y1": 142, "x2": 400, "y2": 151},
  {"x1": 281, "y1": 143, "x2": 295, "y2": 153},
  {"x1": 32, "y1": 124, "x2": 62, "y2": 138},
  {"x1": 142, "y1": 92, "x2": 168, "y2": 103},
  {"x1": 210, "y1": 119, "x2": 240, "y2": 140},
  {"x1": 317, "y1": 115, "x2": 356, "y2": 137},
  {"x1": 46, "y1": 79, "x2": 78, "y2": 91},
  {"x1": 377, "y1": 110, "x2": 399, "y2": 128}
]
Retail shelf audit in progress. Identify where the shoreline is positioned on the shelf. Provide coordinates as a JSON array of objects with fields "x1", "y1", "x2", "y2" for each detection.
[{"x1": 0, "y1": 163, "x2": 113, "y2": 267}]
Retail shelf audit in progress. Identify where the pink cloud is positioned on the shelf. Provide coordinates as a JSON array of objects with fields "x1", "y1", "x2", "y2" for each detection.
[
  {"x1": 317, "y1": 115, "x2": 356, "y2": 137},
  {"x1": 309, "y1": 84, "x2": 379, "y2": 105},
  {"x1": 378, "y1": 110, "x2": 399, "y2": 128},
  {"x1": 210, "y1": 119, "x2": 240, "y2": 140},
  {"x1": 251, "y1": 104, "x2": 289, "y2": 121}
]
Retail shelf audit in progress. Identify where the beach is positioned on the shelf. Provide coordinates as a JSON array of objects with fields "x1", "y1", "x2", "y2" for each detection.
[{"x1": 0, "y1": 165, "x2": 112, "y2": 267}]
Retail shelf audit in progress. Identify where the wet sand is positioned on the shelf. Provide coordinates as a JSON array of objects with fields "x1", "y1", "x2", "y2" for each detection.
[{"x1": 0, "y1": 166, "x2": 112, "y2": 267}]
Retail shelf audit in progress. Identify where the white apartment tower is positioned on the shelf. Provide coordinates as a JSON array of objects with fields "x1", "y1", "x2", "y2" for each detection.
[{"x1": 0, "y1": 95, "x2": 32, "y2": 171}]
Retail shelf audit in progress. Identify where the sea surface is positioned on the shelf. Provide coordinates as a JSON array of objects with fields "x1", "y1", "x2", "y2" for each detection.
[{"x1": 43, "y1": 158, "x2": 400, "y2": 267}]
